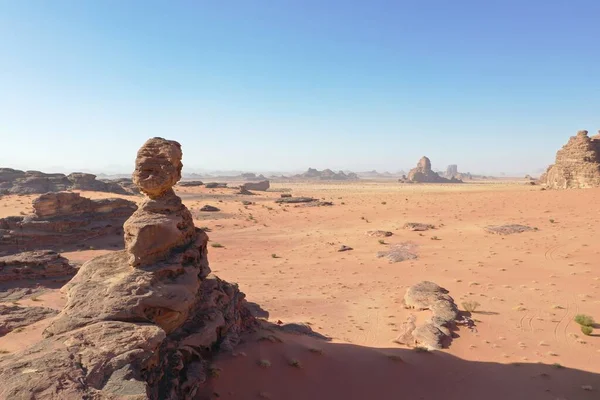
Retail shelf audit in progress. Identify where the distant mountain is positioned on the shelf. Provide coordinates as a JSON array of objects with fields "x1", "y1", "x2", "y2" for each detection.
[{"x1": 292, "y1": 168, "x2": 359, "y2": 180}]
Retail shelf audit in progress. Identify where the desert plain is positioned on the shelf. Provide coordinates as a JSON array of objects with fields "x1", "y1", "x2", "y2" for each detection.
[{"x1": 0, "y1": 178, "x2": 598, "y2": 399}]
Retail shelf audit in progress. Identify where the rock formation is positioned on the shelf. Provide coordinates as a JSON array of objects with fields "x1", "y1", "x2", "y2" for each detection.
[
  {"x1": 0, "y1": 192, "x2": 136, "y2": 255},
  {"x1": 241, "y1": 180, "x2": 270, "y2": 191},
  {"x1": 0, "y1": 250, "x2": 76, "y2": 282},
  {"x1": 540, "y1": 130, "x2": 600, "y2": 189},
  {"x1": 0, "y1": 168, "x2": 139, "y2": 195},
  {"x1": 176, "y1": 180, "x2": 204, "y2": 187},
  {"x1": 398, "y1": 281, "x2": 461, "y2": 350},
  {"x1": 0, "y1": 305, "x2": 58, "y2": 336},
  {"x1": 294, "y1": 168, "x2": 359, "y2": 181},
  {"x1": 0, "y1": 137, "x2": 256, "y2": 399},
  {"x1": 376, "y1": 242, "x2": 418, "y2": 263},
  {"x1": 407, "y1": 157, "x2": 462, "y2": 183}
]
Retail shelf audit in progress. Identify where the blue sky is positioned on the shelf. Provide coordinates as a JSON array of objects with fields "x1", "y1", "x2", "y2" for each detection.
[{"x1": 1, "y1": 1, "x2": 598, "y2": 175}]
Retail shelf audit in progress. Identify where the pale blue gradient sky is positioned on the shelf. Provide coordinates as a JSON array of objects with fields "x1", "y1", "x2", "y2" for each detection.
[{"x1": 1, "y1": 1, "x2": 598, "y2": 175}]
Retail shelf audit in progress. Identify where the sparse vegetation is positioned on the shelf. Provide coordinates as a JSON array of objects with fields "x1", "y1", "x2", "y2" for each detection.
[
  {"x1": 581, "y1": 326, "x2": 593, "y2": 336},
  {"x1": 308, "y1": 347, "x2": 323, "y2": 355},
  {"x1": 271, "y1": 253, "x2": 279, "y2": 258},
  {"x1": 549, "y1": 219, "x2": 555, "y2": 223},
  {"x1": 0, "y1": 349, "x2": 10, "y2": 355},
  {"x1": 288, "y1": 358, "x2": 302, "y2": 368},
  {"x1": 208, "y1": 365, "x2": 222, "y2": 378},
  {"x1": 462, "y1": 300, "x2": 480, "y2": 313},
  {"x1": 574, "y1": 314, "x2": 594, "y2": 327},
  {"x1": 552, "y1": 363, "x2": 564, "y2": 369},
  {"x1": 211, "y1": 243, "x2": 224, "y2": 248},
  {"x1": 414, "y1": 346, "x2": 429, "y2": 353},
  {"x1": 378, "y1": 239, "x2": 385, "y2": 245},
  {"x1": 257, "y1": 359, "x2": 271, "y2": 368},
  {"x1": 430, "y1": 236, "x2": 440, "y2": 240},
  {"x1": 386, "y1": 354, "x2": 403, "y2": 362}
]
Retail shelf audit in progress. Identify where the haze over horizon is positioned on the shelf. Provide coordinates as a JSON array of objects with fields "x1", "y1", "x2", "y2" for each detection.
[{"x1": 1, "y1": 1, "x2": 598, "y2": 175}]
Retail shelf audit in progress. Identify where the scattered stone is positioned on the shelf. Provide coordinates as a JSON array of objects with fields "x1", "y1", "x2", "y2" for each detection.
[
  {"x1": 366, "y1": 230, "x2": 393, "y2": 237},
  {"x1": 275, "y1": 197, "x2": 316, "y2": 204},
  {"x1": 0, "y1": 193, "x2": 136, "y2": 254},
  {"x1": 205, "y1": 182, "x2": 228, "y2": 189},
  {"x1": 338, "y1": 245, "x2": 353, "y2": 252},
  {"x1": 540, "y1": 130, "x2": 600, "y2": 189},
  {"x1": 0, "y1": 250, "x2": 76, "y2": 282},
  {"x1": 0, "y1": 305, "x2": 58, "y2": 336},
  {"x1": 485, "y1": 224, "x2": 536, "y2": 235},
  {"x1": 200, "y1": 205, "x2": 221, "y2": 212},
  {"x1": 404, "y1": 222, "x2": 435, "y2": 231},
  {"x1": 377, "y1": 243, "x2": 418, "y2": 263},
  {"x1": 237, "y1": 188, "x2": 255, "y2": 195},
  {"x1": 280, "y1": 193, "x2": 292, "y2": 198},
  {"x1": 241, "y1": 180, "x2": 270, "y2": 191}
]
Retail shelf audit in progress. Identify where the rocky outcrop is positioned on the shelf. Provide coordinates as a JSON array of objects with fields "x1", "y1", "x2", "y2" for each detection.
[
  {"x1": 0, "y1": 168, "x2": 139, "y2": 195},
  {"x1": 177, "y1": 180, "x2": 204, "y2": 187},
  {"x1": 294, "y1": 168, "x2": 359, "y2": 181},
  {"x1": 241, "y1": 180, "x2": 270, "y2": 191},
  {"x1": 407, "y1": 157, "x2": 462, "y2": 183},
  {"x1": 484, "y1": 224, "x2": 536, "y2": 235},
  {"x1": 377, "y1": 242, "x2": 418, "y2": 263},
  {"x1": 0, "y1": 305, "x2": 58, "y2": 336},
  {"x1": 540, "y1": 130, "x2": 600, "y2": 189},
  {"x1": 398, "y1": 281, "x2": 460, "y2": 350},
  {"x1": 275, "y1": 196, "x2": 316, "y2": 204},
  {"x1": 0, "y1": 192, "x2": 137, "y2": 254},
  {"x1": 443, "y1": 165, "x2": 472, "y2": 180},
  {"x1": 0, "y1": 250, "x2": 76, "y2": 282},
  {"x1": 0, "y1": 137, "x2": 257, "y2": 399}
]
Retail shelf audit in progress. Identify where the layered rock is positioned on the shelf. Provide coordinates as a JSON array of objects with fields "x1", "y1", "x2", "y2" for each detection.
[
  {"x1": 0, "y1": 250, "x2": 76, "y2": 282},
  {"x1": 241, "y1": 180, "x2": 270, "y2": 191},
  {"x1": 0, "y1": 192, "x2": 137, "y2": 254},
  {"x1": 407, "y1": 157, "x2": 462, "y2": 183},
  {"x1": 540, "y1": 130, "x2": 600, "y2": 189},
  {"x1": 0, "y1": 168, "x2": 139, "y2": 195},
  {"x1": 0, "y1": 305, "x2": 58, "y2": 336},
  {"x1": 0, "y1": 137, "x2": 256, "y2": 399}
]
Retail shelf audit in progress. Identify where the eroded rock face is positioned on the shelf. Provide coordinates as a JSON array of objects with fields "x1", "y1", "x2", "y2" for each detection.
[
  {"x1": 540, "y1": 130, "x2": 600, "y2": 189},
  {"x1": 0, "y1": 192, "x2": 137, "y2": 255},
  {"x1": 0, "y1": 137, "x2": 257, "y2": 400},
  {"x1": 0, "y1": 250, "x2": 76, "y2": 282},
  {"x1": 0, "y1": 168, "x2": 138, "y2": 195},
  {"x1": 0, "y1": 305, "x2": 58, "y2": 336},
  {"x1": 407, "y1": 157, "x2": 462, "y2": 183}
]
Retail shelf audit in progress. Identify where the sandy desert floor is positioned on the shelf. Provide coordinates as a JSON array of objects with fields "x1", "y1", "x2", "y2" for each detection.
[{"x1": 1, "y1": 181, "x2": 599, "y2": 399}]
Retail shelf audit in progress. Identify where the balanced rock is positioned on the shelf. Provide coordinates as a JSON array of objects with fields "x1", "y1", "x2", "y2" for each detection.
[
  {"x1": 0, "y1": 137, "x2": 257, "y2": 399},
  {"x1": 540, "y1": 130, "x2": 600, "y2": 189}
]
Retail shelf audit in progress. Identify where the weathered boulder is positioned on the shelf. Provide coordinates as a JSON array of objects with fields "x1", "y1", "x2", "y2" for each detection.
[
  {"x1": 407, "y1": 157, "x2": 462, "y2": 183},
  {"x1": 0, "y1": 192, "x2": 137, "y2": 254},
  {"x1": 376, "y1": 243, "x2": 418, "y2": 263},
  {"x1": 0, "y1": 137, "x2": 257, "y2": 399},
  {"x1": 241, "y1": 180, "x2": 270, "y2": 191},
  {"x1": 366, "y1": 230, "x2": 393, "y2": 237},
  {"x1": 540, "y1": 130, "x2": 600, "y2": 189},
  {"x1": 404, "y1": 281, "x2": 452, "y2": 310},
  {"x1": 199, "y1": 205, "x2": 220, "y2": 212},
  {"x1": 0, "y1": 250, "x2": 76, "y2": 282},
  {"x1": 485, "y1": 224, "x2": 537, "y2": 235}
]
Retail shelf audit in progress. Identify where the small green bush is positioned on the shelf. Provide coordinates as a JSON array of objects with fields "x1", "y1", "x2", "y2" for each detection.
[
  {"x1": 581, "y1": 326, "x2": 593, "y2": 336},
  {"x1": 574, "y1": 314, "x2": 594, "y2": 327}
]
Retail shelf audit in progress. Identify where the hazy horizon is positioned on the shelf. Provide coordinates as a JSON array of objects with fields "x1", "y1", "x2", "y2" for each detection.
[{"x1": 1, "y1": 1, "x2": 598, "y2": 176}]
